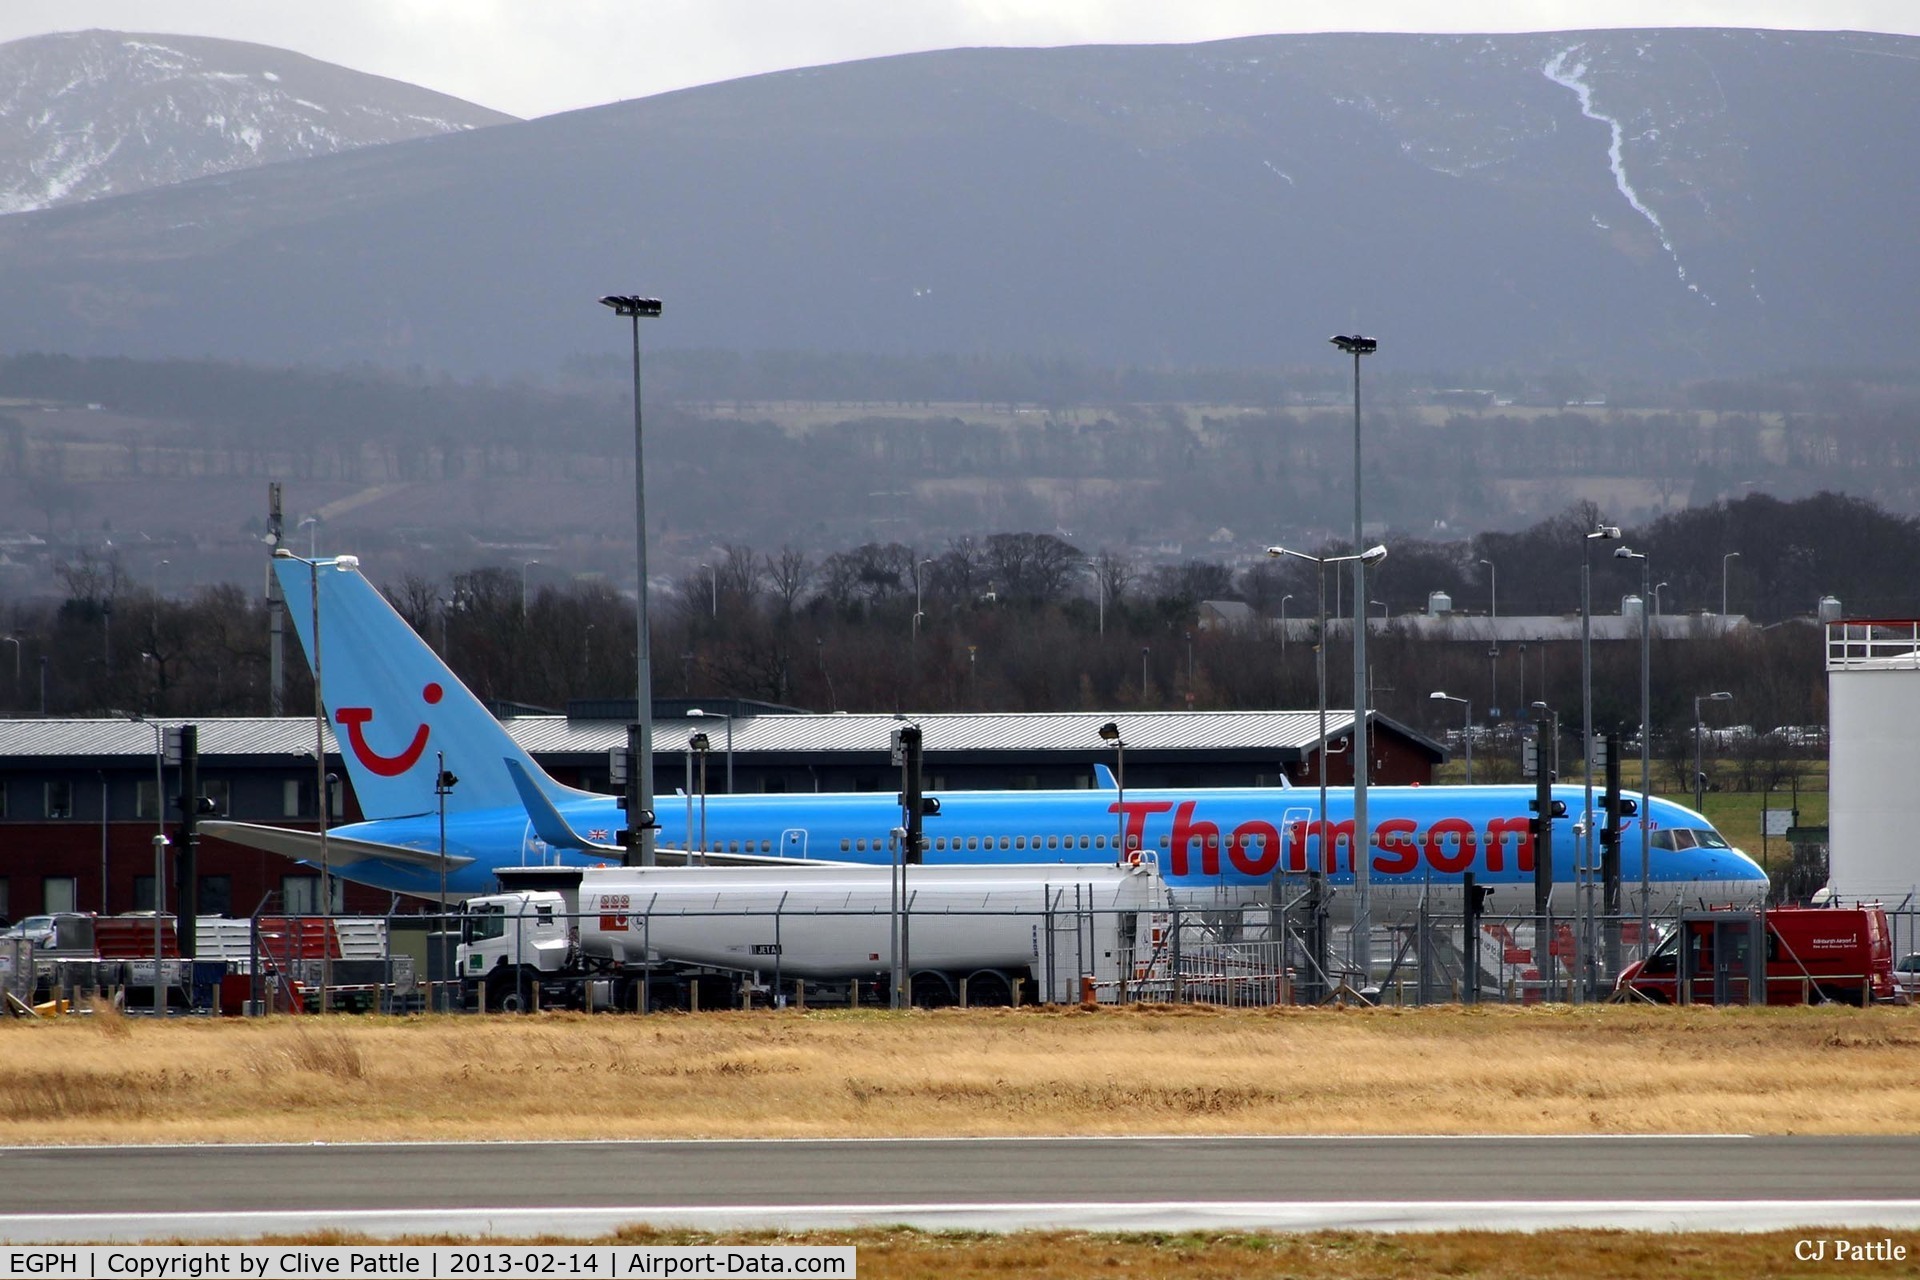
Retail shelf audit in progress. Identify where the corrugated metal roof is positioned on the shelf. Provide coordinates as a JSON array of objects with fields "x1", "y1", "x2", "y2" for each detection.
[
  {"x1": 0, "y1": 710, "x2": 1403, "y2": 760},
  {"x1": 511, "y1": 709, "x2": 1363, "y2": 757},
  {"x1": 0, "y1": 717, "x2": 336, "y2": 760}
]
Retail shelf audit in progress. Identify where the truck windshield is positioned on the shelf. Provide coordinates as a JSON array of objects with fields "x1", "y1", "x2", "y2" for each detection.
[{"x1": 463, "y1": 906, "x2": 506, "y2": 943}]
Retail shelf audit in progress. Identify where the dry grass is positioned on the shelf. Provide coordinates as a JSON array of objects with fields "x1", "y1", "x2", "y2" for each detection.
[{"x1": 7, "y1": 1003, "x2": 1920, "y2": 1145}]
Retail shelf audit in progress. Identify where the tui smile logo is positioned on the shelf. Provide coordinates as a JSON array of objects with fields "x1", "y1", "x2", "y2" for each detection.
[{"x1": 336, "y1": 682, "x2": 442, "y2": 777}]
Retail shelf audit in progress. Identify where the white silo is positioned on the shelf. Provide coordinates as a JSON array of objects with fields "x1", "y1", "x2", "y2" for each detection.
[{"x1": 1827, "y1": 619, "x2": 1920, "y2": 903}]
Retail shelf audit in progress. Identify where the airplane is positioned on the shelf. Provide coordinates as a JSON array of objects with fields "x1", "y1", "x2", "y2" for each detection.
[{"x1": 203, "y1": 554, "x2": 1769, "y2": 920}]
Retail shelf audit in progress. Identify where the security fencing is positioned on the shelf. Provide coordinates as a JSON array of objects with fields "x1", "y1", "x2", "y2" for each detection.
[{"x1": 12, "y1": 897, "x2": 1911, "y2": 1015}]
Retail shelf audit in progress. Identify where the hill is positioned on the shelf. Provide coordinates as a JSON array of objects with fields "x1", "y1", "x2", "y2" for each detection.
[
  {"x1": 0, "y1": 29, "x2": 515, "y2": 215},
  {"x1": 0, "y1": 30, "x2": 1912, "y2": 378}
]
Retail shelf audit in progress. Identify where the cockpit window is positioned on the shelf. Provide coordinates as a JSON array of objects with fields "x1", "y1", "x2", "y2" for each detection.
[{"x1": 1693, "y1": 829, "x2": 1731, "y2": 849}]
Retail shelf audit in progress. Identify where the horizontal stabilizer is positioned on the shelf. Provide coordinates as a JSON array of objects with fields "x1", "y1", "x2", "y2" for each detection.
[
  {"x1": 506, "y1": 759, "x2": 625, "y2": 855},
  {"x1": 201, "y1": 821, "x2": 474, "y2": 871}
]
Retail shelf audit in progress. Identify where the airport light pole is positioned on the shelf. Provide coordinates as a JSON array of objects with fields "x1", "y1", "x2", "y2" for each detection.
[
  {"x1": 434, "y1": 751, "x2": 458, "y2": 1011},
  {"x1": 1694, "y1": 691, "x2": 1733, "y2": 813},
  {"x1": 1098, "y1": 721, "x2": 1125, "y2": 854},
  {"x1": 1331, "y1": 332, "x2": 1379, "y2": 983},
  {"x1": 689, "y1": 731, "x2": 710, "y2": 862},
  {"x1": 600, "y1": 295, "x2": 662, "y2": 865},
  {"x1": 700, "y1": 562, "x2": 717, "y2": 619},
  {"x1": 1480, "y1": 558, "x2": 1497, "y2": 623},
  {"x1": 1722, "y1": 551, "x2": 1740, "y2": 619},
  {"x1": 1430, "y1": 691, "x2": 1472, "y2": 785},
  {"x1": 1580, "y1": 525, "x2": 1622, "y2": 1000},
  {"x1": 1279, "y1": 596, "x2": 1293, "y2": 654},
  {"x1": 274, "y1": 548, "x2": 359, "y2": 1013},
  {"x1": 1654, "y1": 581, "x2": 1669, "y2": 617},
  {"x1": 688, "y1": 707, "x2": 733, "y2": 793},
  {"x1": 1269, "y1": 542, "x2": 1388, "y2": 992},
  {"x1": 1614, "y1": 546, "x2": 1653, "y2": 942}
]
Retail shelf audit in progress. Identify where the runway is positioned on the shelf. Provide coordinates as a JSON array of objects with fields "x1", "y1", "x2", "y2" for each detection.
[{"x1": 4, "y1": 1135, "x2": 1920, "y2": 1239}]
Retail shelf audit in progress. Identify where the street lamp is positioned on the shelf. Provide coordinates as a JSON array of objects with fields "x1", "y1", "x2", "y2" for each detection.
[
  {"x1": 274, "y1": 547, "x2": 360, "y2": 1013},
  {"x1": 689, "y1": 731, "x2": 711, "y2": 862},
  {"x1": 1480, "y1": 558, "x2": 1497, "y2": 622},
  {"x1": 2, "y1": 635, "x2": 19, "y2": 686},
  {"x1": 1694, "y1": 691, "x2": 1734, "y2": 812},
  {"x1": 699, "y1": 562, "x2": 717, "y2": 620},
  {"x1": 1140, "y1": 646, "x2": 1150, "y2": 698},
  {"x1": 297, "y1": 516, "x2": 319, "y2": 557},
  {"x1": 1268, "y1": 541, "x2": 1388, "y2": 988},
  {"x1": 600, "y1": 293, "x2": 662, "y2": 866},
  {"x1": 1331, "y1": 332, "x2": 1379, "y2": 983},
  {"x1": 1722, "y1": 551, "x2": 1741, "y2": 618},
  {"x1": 1097, "y1": 721, "x2": 1126, "y2": 854},
  {"x1": 913, "y1": 558, "x2": 933, "y2": 643},
  {"x1": 1369, "y1": 599, "x2": 1388, "y2": 625},
  {"x1": 1279, "y1": 595, "x2": 1293, "y2": 653},
  {"x1": 434, "y1": 751, "x2": 458, "y2": 1011},
  {"x1": 1580, "y1": 524, "x2": 1622, "y2": 999},
  {"x1": 1654, "y1": 582, "x2": 1669, "y2": 617},
  {"x1": 1615, "y1": 545, "x2": 1653, "y2": 941},
  {"x1": 1430, "y1": 691, "x2": 1472, "y2": 785},
  {"x1": 687, "y1": 707, "x2": 733, "y2": 793},
  {"x1": 520, "y1": 559, "x2": 540, "y2": 616}
]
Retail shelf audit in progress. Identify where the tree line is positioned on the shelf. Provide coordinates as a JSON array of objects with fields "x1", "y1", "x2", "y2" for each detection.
[{"x1": 0, "y1": 497, "x2": 1862, "y2": 803}]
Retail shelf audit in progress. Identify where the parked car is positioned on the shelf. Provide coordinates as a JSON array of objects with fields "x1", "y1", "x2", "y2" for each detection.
[
  {"x1": 0, "y1": 915, "x2": 57, "y2": 947},
  {"x1": 1895, "y1": 953, "x2": 1920, "y2": 996}
]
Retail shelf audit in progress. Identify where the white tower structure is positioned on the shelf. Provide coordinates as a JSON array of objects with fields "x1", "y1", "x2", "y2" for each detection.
[{"x1": 1827, "y1": 619, "x2": 1920, "y2": 902}]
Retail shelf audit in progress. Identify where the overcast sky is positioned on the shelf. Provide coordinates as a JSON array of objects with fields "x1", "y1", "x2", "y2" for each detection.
[{"x1": 4, "y1": 1, "x2": 1916, "y2": 118}]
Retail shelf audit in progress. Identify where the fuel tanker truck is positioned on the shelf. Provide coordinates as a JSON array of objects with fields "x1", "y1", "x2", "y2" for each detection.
[{"x1": 457, "y1": 860, "x2": 1173, "y2": 1011}]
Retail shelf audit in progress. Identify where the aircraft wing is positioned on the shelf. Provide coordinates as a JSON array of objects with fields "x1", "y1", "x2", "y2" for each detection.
[{"x1": 200, "y1": 821, "x2": 475, "y2": 871}]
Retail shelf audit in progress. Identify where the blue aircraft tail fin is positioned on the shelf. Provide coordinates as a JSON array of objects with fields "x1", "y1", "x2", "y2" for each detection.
[
  {"x1": 1093, "y1": 763, "x2": 1117, "y2": 790},
  {"x1": 274, "y1": 555, "x2": 589, "y2": 820}
]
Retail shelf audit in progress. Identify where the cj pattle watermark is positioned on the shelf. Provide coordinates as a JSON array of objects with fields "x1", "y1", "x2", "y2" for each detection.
[{"x1": 1793, "y1": 1238, "x2": 1908, "y2": 1262}]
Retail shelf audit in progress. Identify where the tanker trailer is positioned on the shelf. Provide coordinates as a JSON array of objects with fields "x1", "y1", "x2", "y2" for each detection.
[{"x1": 458, "y1": 860, "x2": 1169, "y2": 1010}]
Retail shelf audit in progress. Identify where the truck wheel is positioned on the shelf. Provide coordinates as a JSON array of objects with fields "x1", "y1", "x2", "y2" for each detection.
[
  {"x1": 489, "y1": 970, "x2": 531, "y2": 1014},
  {"x1": 909, "y1": 971, "x2": 956, "y2": 1009}
]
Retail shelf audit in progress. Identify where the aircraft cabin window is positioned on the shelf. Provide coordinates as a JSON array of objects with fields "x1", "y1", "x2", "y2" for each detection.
[
  {"x1": 840, "y1": 839, "x2": 851, "y2": 852},
  {"x1": 1048, "y1": 836, "x2": 1059, "y2": 849},
  {"x1": 999, "y1": 837, "x2": 1011, "y2": 850},
  {"x1": 967, "y1": 837, "x2": 979, "y2": 851},
  {"x1": 1077, "y1": 835, "x2": 1090, "y2": 849},
  {"x1": 1016, "y1": 836, "x2": 1027, "y2": 849}
]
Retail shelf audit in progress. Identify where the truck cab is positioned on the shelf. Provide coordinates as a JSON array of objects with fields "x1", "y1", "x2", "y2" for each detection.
[{"x1": 458, "y1": 891, "x2": 572, "y2": 1011}]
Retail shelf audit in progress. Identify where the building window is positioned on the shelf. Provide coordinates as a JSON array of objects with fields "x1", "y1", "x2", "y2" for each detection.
[
  {"x1": 43, "y1": 876, "x2": 77, "y2": 913},
  {"x1": 133, "y1": 876, "x2": 160, "y2": 913},
  {"x1": 282, "y1": 778, "x2": 341, "y2": 819},
  {"x1": 0, "y1": 783, "x2": 8, "y2": 818},
  {"x1": 0, "y1": 877, "x2": 10, "y2": 919},
  {"x1": 44, "y1": 781, "x2": 73, "y2": 820},
  {"x1": 281, "y1": 875, "x2": 343, "y2": 915},
  {"x1": 197, "y1": 876, "x2": 232, "y2": 917},
  {"x1": 137, "y1": 779, "x2": 164, "y2": 819}
]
